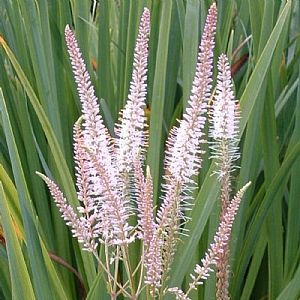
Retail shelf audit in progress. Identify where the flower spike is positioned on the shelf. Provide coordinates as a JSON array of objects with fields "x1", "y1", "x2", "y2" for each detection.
[
  {"x1": 210, "y1": 53, "x2": 241, "y2": 179},
  {"x1": 146, "y1": 3, "x2": 218, "y2": 293},
  {"x1": 168, "y1": 182, "x2": 251, "y2": 299},
  {"x1": 116, "y1": 7, "x2": 150, "y2": 174},
  {"x1": 65, "y1": 25, "x2": 134, "y2": 246},
  {"x1": 209, "y1": 53, "x2": 242, "y2": 299},
  {"x1": 36, "y1": 172, "x2": 98, "y2": 251},
  {"x1": 65, "y1": 25, "x2": 112, "y2": 161},
  {"x1": 165, "y1": 2, "x2": 217, "y2": 186}
]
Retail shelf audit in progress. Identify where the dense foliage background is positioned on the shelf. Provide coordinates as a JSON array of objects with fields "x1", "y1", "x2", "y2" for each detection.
[{"x1": 0, "y1": 0, "x2": 299, "y2": 299}]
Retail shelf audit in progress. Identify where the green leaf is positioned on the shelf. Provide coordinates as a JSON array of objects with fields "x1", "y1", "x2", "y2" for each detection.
[
  {"x1": 239, "y1": 0, "x2": 292, "y2": 135},
  {"x1": 277, "y1": 263, "x2": 300, "y2": 300},
  {"x1": 167, "y1": 164, "x2": 221, "y2": 290},
  {"x1": 0, "y1": 182, "x2": 35, "y2": 300},
  {"x1": 0, "y1": 36, "x2": 77, "y2": 209},
  {"x1": 147, "y1": 0, "x2": 173, "y2": 203},
  {"x1": 233, "y1": 139, "x2": 300, "y2": 296},
  {"x1": 0, "y1": 88, "x2": 55, "y2": 298}
]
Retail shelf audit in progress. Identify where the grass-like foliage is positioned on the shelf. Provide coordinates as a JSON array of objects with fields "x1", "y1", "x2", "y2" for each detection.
[{"x1": 0, "y1": 0, "x2": 300, "y2": 299}]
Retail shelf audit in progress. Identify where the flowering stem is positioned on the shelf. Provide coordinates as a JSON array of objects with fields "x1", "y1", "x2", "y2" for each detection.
[
  {"x1": 185, "y1": 182, "x2": 251, "y2": 297},
  {"x1": 209, "y1": 52, "x2": 241, "y2": 299},
  {"x1": 122, "y1": 245, "x2": 137, "y2": 298},
  {"x1": 91, "y1": 248, "x2": 135, "y2": 299}
]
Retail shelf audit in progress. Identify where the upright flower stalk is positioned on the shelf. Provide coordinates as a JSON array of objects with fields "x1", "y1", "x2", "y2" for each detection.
[
  {"x1": 39, "y1": 8, "x2": 151, "y2": 297},
  {"x1": 115, "y1": 8, "x2": 150, "y2": 173},
  {"x1": 38, "y1": 3, "x2": 250, "y2": 299},
  {"x1": 169, "y1": 54, "x2": 250, "y2": 299},
  {"x1": 65, "y1": 24, "x2": 133, "y2": 247},
  {"x1": 145, "y1": 4, "x2": 217, "y2": 294},
  {"x1": 210, "y1": 53, "x2": 242, "y2": 300},
  {"x1": 210, "y1": 53, "x2": 241, "y2": 205},
  {"x1": 169, "y1": 182, "x2": 251, "y2": 300}
]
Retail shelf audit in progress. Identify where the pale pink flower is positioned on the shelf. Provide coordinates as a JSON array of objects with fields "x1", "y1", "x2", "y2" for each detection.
[
  {"x1": 135, "y1": 165, "x2": 155, "y2": 248},
  {"x1": 210, "y1": 53, "x2": 241, "y2": 178},
  {"x1": 171, "y1": 182, "x2": 251, "y2": 298},
  {"x1": 115, "y1": 8, "x2": 150, "y2": 174},
  {"x1": 165, "y1": 3, "x2": 217, "y2": 187},
  {"x1": 37, "y1": 173, "x2": 98, "y2": 251},
  {"x1": 209, "y1": 53, "x2": 242, "y2": 299},
  {"x1": 146, "y1": 3, "x2": 218, "y2": 293}
]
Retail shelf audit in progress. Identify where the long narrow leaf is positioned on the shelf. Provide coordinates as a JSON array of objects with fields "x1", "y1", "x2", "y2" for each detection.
[
  {"x1": 239, "y1": 1, "x2": 292, "y2": 134},
  {"x1": 0, "y1": 88, "x2": 55, "y2": 298},
  {"x1": 0, "y1": 182, "x2": 35, "y2": 300},
  {"x1": 233, "y1": 139, "x2": 300, "y2": 296}
]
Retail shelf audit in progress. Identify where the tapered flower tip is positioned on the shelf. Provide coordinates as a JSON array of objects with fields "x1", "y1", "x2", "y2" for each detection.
[
  {"x1": 65, "y1": 25, "x2": 75, "y2": 42},
  {"x1": 206, "y1": 2, "x2": 217, "y2": 30},
  {"x1": 210, "y1": 53, "x2": 240, "y2": 140},
  {"x1": 141, "y1": 7, "x2": 150, "y2": 24},
  {"x1": 116, "y1": 7, "x2": 150, "y2": 172}
]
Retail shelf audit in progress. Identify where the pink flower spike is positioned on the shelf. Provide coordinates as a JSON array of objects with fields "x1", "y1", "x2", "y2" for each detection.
[
  {"x1": 159, "y1": 2, "x2": 217, "y2": 227},
  {"x1": 116, "y1": 7, "x2": 150, "y2": 174},
  {"x1": 165, "y1": 2, "x2": 217, "y2": 186},
  {"x1": 148, "y1": 3, "x2": 218, "y2": 293},
  {"x1": 65, "y1": 25, "x2": 134, "y2": 246},
  {"x1": 211, "y1": 53, "x2": 240, "y2": 141},
  {"x1": 36, "y1": 172, "x2": 98, "y2": 252},
  {"x1": 65, "y1": 25, "x2": 113, "y2": 173},
  {"x1": 185, "y1": 182, "x2": 251, "y2": 293},
  {"x1": 209, "y1": 53, "x2": 241, "y2": 178}
]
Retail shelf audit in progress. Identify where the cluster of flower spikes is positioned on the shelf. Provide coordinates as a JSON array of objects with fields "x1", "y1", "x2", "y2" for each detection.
[
  {"x1": 38, "y1": 2, "x2": 250, "y2": 298},
  {"x1": 39, "y1": 8, "x2": 150, "y2": 252}
]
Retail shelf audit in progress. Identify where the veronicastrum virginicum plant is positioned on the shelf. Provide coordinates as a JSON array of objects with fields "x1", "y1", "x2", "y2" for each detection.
[{"x1": 37, "y1": 3, "x2": 250, "y2": 299}]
